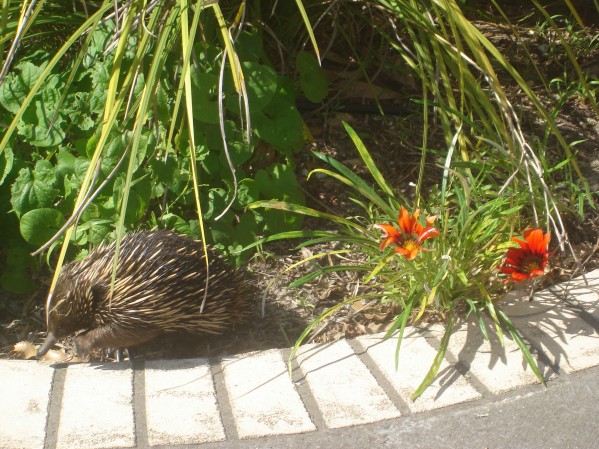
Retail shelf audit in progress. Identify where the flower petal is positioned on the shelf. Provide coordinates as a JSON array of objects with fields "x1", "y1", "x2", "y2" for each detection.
[
  {"x1": 525, "y1": 228, "x2": 550, "y2": 255},
  {"x1": 374, "y1": 223, "x2": 401, "y2": 250},
  {"x1": 396, "y1": 245, "x2": 419, "y2": 260},
  {"x1": 511, "y1": 236, "x2": 529, "y2": 249},
  {"x1": 394, "y1": 246, "x2": 411, "y2": 258},
  {"x1": 418, "y1": 226, "x2": 440, "y2": 243},
  {"x1": 499, "y1": 265, "x2": 517, "y2": 275},
  {"x1": 397, "y1": 207, "x2": 415, "y2": 235},
  {"x1": 505, "y1": 249, "x2": 525, "y2": 265},
  {"x1": 510, "y1": 271, "x2": 531, "y2": 281},
  {"x1": 374, "y1": 223, "x2": 400, "y2": 238},
  {"x1": 425, "y1": 215, "x2": 438, "y2": 226}
]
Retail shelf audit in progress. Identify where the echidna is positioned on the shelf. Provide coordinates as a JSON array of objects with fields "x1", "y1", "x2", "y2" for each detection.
[{"x1": 36, "y1": 230, "x2": 253, "y2": 359}]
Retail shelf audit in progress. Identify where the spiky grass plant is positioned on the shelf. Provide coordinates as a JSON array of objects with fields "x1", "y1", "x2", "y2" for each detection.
[{"x1": 250, "y1": 121, "x2": 560, "y2": 398}]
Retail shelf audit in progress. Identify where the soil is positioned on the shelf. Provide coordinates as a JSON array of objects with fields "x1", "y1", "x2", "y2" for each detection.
[{"x1": 1, "y1": 6, "x2": 598, "y2": 362}]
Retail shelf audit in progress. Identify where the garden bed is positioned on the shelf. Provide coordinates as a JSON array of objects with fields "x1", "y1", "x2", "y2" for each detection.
[{"x1": 1, "y1": 3, "x2": 598, "y2": 366}]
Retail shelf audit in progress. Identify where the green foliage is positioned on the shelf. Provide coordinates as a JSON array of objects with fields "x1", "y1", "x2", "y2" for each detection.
[
  {"x1": 0, "y1": 3, "x2": 316, "y2": 293},
  {"x1": 0, "y1": 54, "x2": 68, "y2": 146}
]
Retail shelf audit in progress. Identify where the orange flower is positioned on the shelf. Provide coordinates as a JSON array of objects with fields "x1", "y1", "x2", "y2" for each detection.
[
  {"x1": 375, "y1": 206, "x2": 440, "y2": 260},
  {"x1": 499, "y1": 228, "x2": 550, "y2": 282}
]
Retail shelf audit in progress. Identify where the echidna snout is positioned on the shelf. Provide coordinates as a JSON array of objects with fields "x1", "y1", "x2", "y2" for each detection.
[
  {"x1": 37, "y1": 230, "x2": 254, "y2": 359},
  {"x1": 37, "y1": 287, "x2": 94, "y2": 358},
  {"x1": 37, "y1": 332, "x2": 58, "y2": 358}
]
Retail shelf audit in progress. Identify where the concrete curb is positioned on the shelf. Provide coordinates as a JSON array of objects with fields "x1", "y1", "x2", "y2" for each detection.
[{"x1": 1, "y1": 269, "x2": 598, "y2": 449}]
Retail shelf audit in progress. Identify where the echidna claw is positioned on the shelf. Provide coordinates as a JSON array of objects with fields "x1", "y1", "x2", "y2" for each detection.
[{"x1": 115, "y1": 348, "x2": 133, "y2": 362}]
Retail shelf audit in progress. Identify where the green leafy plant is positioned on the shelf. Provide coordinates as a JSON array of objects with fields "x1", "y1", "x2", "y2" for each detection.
[{"x1": 0, "y1": 2, "x2": 326, "y2": 297}]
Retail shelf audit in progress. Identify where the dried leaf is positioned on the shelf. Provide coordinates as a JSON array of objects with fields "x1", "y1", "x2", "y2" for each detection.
[
  {"x1": 42, "y1": 349, "x2": 73, "y2": 363},
  {"x1": 13, "y1": 341, "x2": 75, "y2": 363},
  {"x1": 299, "y1": 247, "x2": 313, "y2": 259},
  {"x1": 13, "y1": 341, "x2": 37, "y2": 359},
  {"x1": 350, "y1": 301, "x2": 364, "y2": 312}
]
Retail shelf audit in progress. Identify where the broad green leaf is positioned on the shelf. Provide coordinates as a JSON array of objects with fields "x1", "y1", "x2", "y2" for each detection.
[
  {"x1": 204, "y1": 188, "x2": 229, "y2": 220},
  {"x1": 17, "y1": 92, "x2": 66, "y2": 146},
  {"x1": 209, "y1": 219, "x2": 235, "y2": 245},
  {"x1": 55, "y1": 149, "x2": 77, "y2": 180},
  {"x1": 89, "y1": 63, "x2": 110, "y2": 113},
  {"x1": 253, "y1": 106, "x2": 305, "y2": 153},
  {"x1": 197, "y1": 144, "x2": 221, "y2": 177},
  {"x1": 83, "y1": 20, "x2": 116, "y2": 67},
  {"x1": 205, "y1": 121, "x2": 254, "y2": 166},
  {"x1": 296, "y1": 51, "x2": 328, "y2": 103},
  {"x1": 20, "y1": 208, "x2": 65, "y2": 246},
  {"x1": 255, "y1": 163, "x2": 304, "y2": 205},
  {"x1": 234, "y1": 178, "x2": 259, "y2": 209},
  {"x1": 0, "y1": 60, "x2": 48, "y2": 113},
  {"x1": 75, "y1": 219, "x2": 113, "y2": 245},
  {"x1": 253, "y1": 76, "x2": 305, "y2": 153},
  {"x1": 149, "y1": 156, "x2": 178, "y2": 184},
  {"x1": 243, "y1": 61, "x2": 278, "y2": 110},
  {"x1": 235, "y1": 29, "x2": 263, "y2": 62},
  {"x1": 191, "y1": 71, "x2": 219, "y2": 123},
  {"x1": 155, "y1": 80, "x2": 172, "y2": 124},
  {"x1": 253, "y1": 164, "x2": 306, "y2": 233},
  {"x1": 0, "y1": 59, "x2": 66, "y2": 146},
  {"x1": 100, "y1": 131, "x2": 150, "y2": 173},
  {"x1": 66, "y1": 91, "x2": 95, "y2": 131},
  {"x1": 233, "y1": 213, "x2": 259, "y2": 247},
  {"x1": 10, "y1": 162, "x2": 59, "y2": 216},
  {"x1": 262, "y1": 208, "x2": 303, "y2": 234},
  {"x1": 160, "y1": 213, "x2": 193, "y2": 235},
  {"x1": 74, "y1": 157, "x2": 90, "y2": 179}
]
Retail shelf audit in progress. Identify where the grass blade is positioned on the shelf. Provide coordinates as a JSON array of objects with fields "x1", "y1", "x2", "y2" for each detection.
[
  {"x1": 249, "y1": 200, "x2": 366, "y2": 232},
  {"x1": 411, "y1": 311, "x2": 454, "y2": 400},
  {"x1": 310, "y1": 151, "x2": 396, "y2": 217},
  {"x1": 497, "y1": 308, "x2": 546, "y2": 386},
  {"x1": 342, "y1": 121, "x2": 396, "y2": 198},
  {"x1": 294, "y1": 0, "x2": 320, "y2": 63}
]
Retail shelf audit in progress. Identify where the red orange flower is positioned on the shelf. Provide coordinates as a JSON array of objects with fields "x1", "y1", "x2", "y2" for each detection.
[
  {"x1": 499, "y1": 228, "x2": 551, "y2": 282},
  {"x1": 375, "y1": 207, "x2": 440, "y2": 260}
]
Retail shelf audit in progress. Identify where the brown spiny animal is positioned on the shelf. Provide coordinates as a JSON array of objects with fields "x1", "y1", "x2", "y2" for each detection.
[{"x1": 36, "y1": 230, "x2": 253, "y2": 359}]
